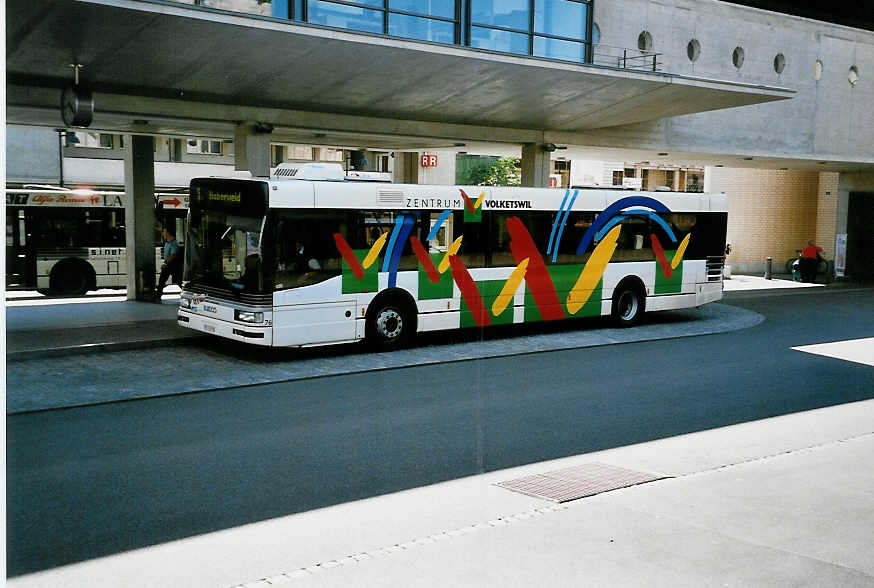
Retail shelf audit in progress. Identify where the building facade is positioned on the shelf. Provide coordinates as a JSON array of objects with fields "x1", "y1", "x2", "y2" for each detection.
[{"x1": 6, "y1": 0, "x2": 874, "y2": 287}]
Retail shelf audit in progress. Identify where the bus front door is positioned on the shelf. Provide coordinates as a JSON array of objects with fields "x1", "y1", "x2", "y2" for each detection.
[{"x1": 6, "y1": 208, "x2": 35, "y2": 290}]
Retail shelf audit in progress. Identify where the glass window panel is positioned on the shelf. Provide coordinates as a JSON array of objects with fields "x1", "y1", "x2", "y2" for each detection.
[
  {"x1": 390, "y1": 0, "x2": 455, "y2": 19},
  {"x1": 533, "y1": 35, "x2": 586, "y2": 62},
  {"x1": 534, "y1": 0, "x2": 587, "y2": 40},
  {"x1": 470, "y1": 0, "x2": 529, "y2": 31},
  {"x1": 307, "y1": 0, "x2": 384, "y2": 34},
  {"x1": 389, "y1": 13, "x2": 455, "y2": 43},
  {"x1": 189, "y1": 0, "x2": 278, "y2": 17},
  {"x1": 470, "y1": 26, "x2": 529, "y2": 56}
]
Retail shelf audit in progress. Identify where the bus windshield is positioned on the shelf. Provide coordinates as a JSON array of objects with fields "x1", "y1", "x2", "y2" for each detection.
[{"x1": 185, "y1": 209, "x2": 273, "y2": 296}]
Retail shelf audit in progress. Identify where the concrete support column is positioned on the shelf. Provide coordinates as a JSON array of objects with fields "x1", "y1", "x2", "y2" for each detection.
[
  {"x1": 124, "y1": 134, "x2": 157, "y2": 301},
  {"x1": 234, "y1": 122, "x2": 272, "y2": 177},
  {"x1": 521, "y1": 143, "x2": 551, "y2": 188},
  {"x1": 392, "y1": 152, "x2": 419, "y2": 184}
]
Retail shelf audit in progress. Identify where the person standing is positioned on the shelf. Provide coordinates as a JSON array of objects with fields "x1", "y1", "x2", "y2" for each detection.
[
  {"x1": 155, "y1": 227, "x2": 182, "y2": 301},
  {"x1": 800, "y1": 239, "x2": 824, "y2": 283}
]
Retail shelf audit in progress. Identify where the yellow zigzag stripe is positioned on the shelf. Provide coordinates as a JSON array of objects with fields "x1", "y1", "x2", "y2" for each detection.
[
  {"x1": 362, "y1": 232, "x2": 388, "y2": 269},
  {"x1": 566, "y1": 225, "x2": 622, "y2": 315},
  {"x1": 670, "y1": 233, "x2": 691, "y2": 270},
  {"x1": 438, "y1": 236, "x2": 464, "y2": 274},
  {"x1": 474, "y1": 191, "x2": 486, "y2": 210},
  {"x1": 492, "y1": 258, "x2": 529, "y2": 317}
]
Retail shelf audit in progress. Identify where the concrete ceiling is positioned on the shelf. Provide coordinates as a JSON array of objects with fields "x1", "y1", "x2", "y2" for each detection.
[{"x1": 7, "y1": 0, "x2": 794, "y2": 143}]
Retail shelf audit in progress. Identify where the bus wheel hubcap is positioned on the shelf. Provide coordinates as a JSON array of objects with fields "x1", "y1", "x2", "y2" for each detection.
[
  {"x1": 376, "y1": 309, "x2": 402, "y2": 339},
  {"x1": 619, "y1": 292, "x2": 637, "y2": 319}
]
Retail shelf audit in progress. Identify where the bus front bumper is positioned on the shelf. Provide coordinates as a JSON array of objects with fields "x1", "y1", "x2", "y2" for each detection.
[{"x1": 178, "y1": 309, "x2": 273, "y2": 345}]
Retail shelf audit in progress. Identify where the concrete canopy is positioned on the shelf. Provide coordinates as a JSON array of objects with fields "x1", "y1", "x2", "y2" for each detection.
[{"x1": 7, "y1": 0, "x2": 794, "y2": 143}]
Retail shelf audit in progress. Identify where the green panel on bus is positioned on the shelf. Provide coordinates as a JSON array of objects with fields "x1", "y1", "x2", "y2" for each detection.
[
  {"x1": 524, "y1": 265, "x2": 602, "y2": 322},
  {"x1": 655, "y1": 255, "x2": 683, "y2": 294},
  {"x1": 418, "y1": 253, "x2": 453, "y2": 300},
  {"x1": 342, "y1": 249, "x2": 378, "y2": 294},
  {"x1": 463, "y1": 207, "x2": 482, "y2": 223},
  {"x1": 460, "y1": 279, "x2": 515, "y2": 328}
]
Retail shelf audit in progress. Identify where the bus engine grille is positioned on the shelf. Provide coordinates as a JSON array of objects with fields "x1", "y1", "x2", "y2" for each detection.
[
  {"x1": 185, "y1": 283, "x2": 272, "y2": 306},
  {"x1": 706, "y1": 256, "x2": 724, "y2": 282}
]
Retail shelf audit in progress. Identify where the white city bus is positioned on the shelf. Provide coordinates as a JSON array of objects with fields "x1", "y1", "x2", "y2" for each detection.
[
  {"x1": 178, "y1": 165, "x2": 727, "y2": 348},
  {"x1": 5, "y1": 188, "x2": 187, "y2": 295}
]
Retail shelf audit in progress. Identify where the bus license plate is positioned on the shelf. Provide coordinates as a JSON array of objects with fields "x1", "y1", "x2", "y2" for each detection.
[{"x1": 203, "y1": 324, "x2": 215, "y2": 333}]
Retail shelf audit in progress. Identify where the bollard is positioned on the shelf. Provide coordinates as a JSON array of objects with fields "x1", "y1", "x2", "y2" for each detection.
[{"x1": 764, "y1": 257, "x2": 772, "y2": 280}]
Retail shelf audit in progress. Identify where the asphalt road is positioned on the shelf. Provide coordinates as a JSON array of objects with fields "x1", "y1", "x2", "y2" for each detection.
[{"x1": 7, "y1": 290, "x2": 874, "y2": 577}]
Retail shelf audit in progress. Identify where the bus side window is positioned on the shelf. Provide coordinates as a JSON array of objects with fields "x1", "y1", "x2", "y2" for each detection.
[
  {"x1": 612, "y1": 217, "x2": 653, "y2": 262},
  {"x1": 453, "y1": 211, "x2": 485, "y2": 268},
  {"x1": 557, "y1": 212, "x2": 595, "y2": 264}
]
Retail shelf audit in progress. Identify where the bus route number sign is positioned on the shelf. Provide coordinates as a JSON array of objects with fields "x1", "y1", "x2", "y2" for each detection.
[{"x1": 420, "y1": 154, "x2": 438, "y2": 168}]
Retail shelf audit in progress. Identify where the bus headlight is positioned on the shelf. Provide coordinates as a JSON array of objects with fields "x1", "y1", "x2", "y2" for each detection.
[
  {"x1": 180, "y1": 298, "x2": 191, "y2": 309},
  {"x1": 235, "y1": 310, "x2": 264, "y2": 323}
]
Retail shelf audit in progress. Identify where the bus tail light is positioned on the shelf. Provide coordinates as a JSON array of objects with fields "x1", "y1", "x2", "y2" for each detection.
[{"x1": 235, "y1": 310, "x2": 264, "y2": 323}]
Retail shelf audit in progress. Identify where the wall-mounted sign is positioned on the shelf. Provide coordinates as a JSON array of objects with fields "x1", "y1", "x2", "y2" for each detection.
[
  {"x1": 623, "y1": 177, "x2": 643, "y2": 190},
  {"x1": 420, "y1": 153, "x2": 438, "y2": 168}
]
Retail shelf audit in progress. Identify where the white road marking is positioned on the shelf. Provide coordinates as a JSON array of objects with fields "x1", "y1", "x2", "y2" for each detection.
[{"x1": 792, "y1": 337, "x2": 874, "y2": 367}]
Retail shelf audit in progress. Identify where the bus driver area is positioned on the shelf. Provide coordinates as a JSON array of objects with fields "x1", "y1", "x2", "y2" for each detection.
[{"x1": 176, "y1": 168, "x2": 727, "y2": 349}]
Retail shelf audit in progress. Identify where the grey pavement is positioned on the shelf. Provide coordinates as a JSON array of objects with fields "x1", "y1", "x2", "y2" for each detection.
[
  {"x1": 6, "y1": 274, "x2": 874, "y2": 588},
  {"x1": 9, "y1": 398, "x2": 874, "y2": 588}
]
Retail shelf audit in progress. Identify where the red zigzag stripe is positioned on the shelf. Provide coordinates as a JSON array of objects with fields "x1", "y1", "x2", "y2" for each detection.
[
  {"x1": 333, "y1": 233, "x2": 364, "y2": 279},
  {"x1": 459, "y1": 189, "x2": 476, "y2": 214},
  {"x1": 506, "y1": 217, "x2": 564, "y2": 321},
  {"x1": 410, "y1": 237, "x2": 441, "y2": 284},
  {"x1": 449, "y1": 255, "x2": 491, "y2": 327},
  {"x1": 650, "y1": 234, "x2": 672, "y2": 280}
]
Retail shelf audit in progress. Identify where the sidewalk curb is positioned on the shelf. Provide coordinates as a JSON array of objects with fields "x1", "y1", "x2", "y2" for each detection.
[
  {"x1": 723, "y1": 285, "x2": 873, "y2": 300},
  {"x1": 6, "y1": 334, "x2": 206, "y2": 361}
]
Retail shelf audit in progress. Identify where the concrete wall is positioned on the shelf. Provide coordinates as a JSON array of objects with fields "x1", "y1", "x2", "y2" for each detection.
[
  {"x1": 589, "y1": 0, "x2": 874, "y2": 165},
  {"x1": 417, "y1": 150, "x2": 457, "y2": 186}
]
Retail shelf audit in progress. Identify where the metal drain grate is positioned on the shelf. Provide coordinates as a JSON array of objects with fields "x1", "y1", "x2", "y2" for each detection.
[{"x1": 495, "y1": 462, "x2": 668, "y2": 503}]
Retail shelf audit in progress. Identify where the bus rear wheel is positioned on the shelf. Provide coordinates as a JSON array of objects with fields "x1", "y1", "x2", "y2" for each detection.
[
  {"x1": 366, "y1": 298, "x2": 415, "y2": 349},
  {"x1": 49, "y1": 259, "x2": 92, "y2": 296},
  {"x1": 612, "y1": 282, "x2": 645, "y2": 327}
]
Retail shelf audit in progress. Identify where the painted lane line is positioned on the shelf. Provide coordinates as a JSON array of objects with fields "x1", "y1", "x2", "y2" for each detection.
[{"x1": 792, "y1": 337, "x2": 874, "y2": 367}]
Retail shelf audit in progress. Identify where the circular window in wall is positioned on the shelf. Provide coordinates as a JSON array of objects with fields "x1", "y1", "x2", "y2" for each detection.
[
  {"x1": 638, "y1": 31, "x2": 653, "y2": 52},
  {"x1": 687, "y1": 39, "x2": 701, "y2": 62},
  {"x1": 813, "y1": 59, "x2": 823, "y2": 80},
  {"x1": 732, "y1": 46, "x2": 745, "y2": 69},
  {"x1": 774, "y1": 53, "x2": 786, "y2": 74},
  {"x1": 849, "y1": 65, "x2": 859, "y2": 85}
]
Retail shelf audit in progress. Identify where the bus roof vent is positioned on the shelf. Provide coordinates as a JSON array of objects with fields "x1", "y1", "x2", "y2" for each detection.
[
  {"x1": 272, "y1": 162, "x2": 345, "y2": 181},
  {"x1": 377, "y1": 189, "x2": 404, "y2": 205}
]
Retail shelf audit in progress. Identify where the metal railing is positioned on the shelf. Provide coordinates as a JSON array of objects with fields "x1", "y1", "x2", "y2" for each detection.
[{"x1": 591, "y1": 43, "x2": 662, "y2": 72}]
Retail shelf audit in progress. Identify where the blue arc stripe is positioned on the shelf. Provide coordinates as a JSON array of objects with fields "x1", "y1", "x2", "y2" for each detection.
[
  {"x1": 382, "y1": 215, "x2": 405, "y2": 273},
  {"x1": 427, "y1": 209, "x2": 453, "y2": 242},
  {"x1": 551, "y1": 189, "x2": 578, "y2": 263},
  {"x1": 575, "y1": 196, "x2": 671, "y2": 254},
  {"x1": 546, "y1": 190, "x2": 570, "y2": 256},
  {"x1": 387, "y1": 214, "x2": 416, "y2": 288},
  {"x1": 594, "y1": 210, "x2": 678, "y2": 243}
]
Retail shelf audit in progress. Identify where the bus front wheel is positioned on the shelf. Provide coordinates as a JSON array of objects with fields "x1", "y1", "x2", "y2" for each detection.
[
  {"x1": 366, "y1": 297, "x2": 415, "y2": 349},
  {"x1": 612, "y1": 281, "x2": 645, "y2": 327}
]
